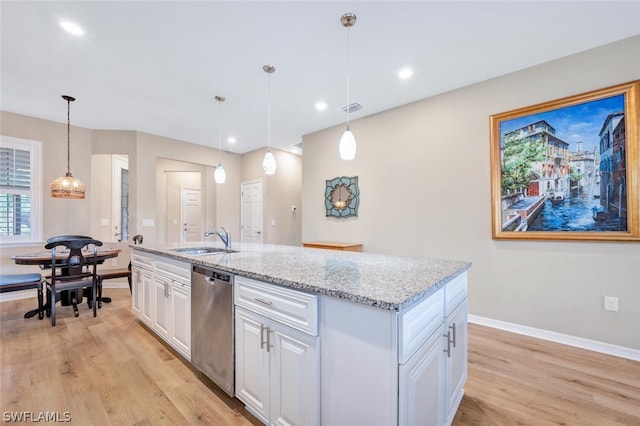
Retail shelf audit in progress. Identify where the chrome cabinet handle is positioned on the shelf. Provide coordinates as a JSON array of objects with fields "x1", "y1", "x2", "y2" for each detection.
[
  {"x1": 260, "y1": 324, "x2": 267, "y2": 350},
  {"x1": 255, "y1": 298, "x2": 273, "y2": 306},
  {"x1": 443, "y1": 330, "x2": 452, "y2": 358},
  {"x1": 450, "y1": 323, "x2": 457, "y2": 348},
  {"x1": 259, "y1": 324, "x2": 273, "y2": 352},
  {"x1": 266, "y1": 326, "x2": 273, "y2": 353}
]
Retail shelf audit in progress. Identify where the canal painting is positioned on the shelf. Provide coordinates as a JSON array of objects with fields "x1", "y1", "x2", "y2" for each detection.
[{"x1": 490, "y1": 82, "x2": 640, "y2": 241}]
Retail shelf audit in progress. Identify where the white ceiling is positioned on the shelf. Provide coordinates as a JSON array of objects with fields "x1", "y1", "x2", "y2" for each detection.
[{"x1": 2, "y1": 1, "x2": 640, "y2": 155}]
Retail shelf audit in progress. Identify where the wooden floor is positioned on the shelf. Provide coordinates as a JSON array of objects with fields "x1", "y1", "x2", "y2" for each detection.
[{"x1": 1, "y1": 289, "x2": 639, "y2": 425}]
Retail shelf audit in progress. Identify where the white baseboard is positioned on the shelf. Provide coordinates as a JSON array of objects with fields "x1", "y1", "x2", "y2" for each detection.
[
  {"x1": 0, "y1": 281, "x2": 129, "y2": 303},
  {"x1": 468, "y1": 314, "x2": 640, "y2": 362}
]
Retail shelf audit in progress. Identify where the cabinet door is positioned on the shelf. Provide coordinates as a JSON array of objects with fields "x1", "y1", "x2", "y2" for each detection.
[
  {"x1": 140, "y1": 267, "x2": 154, "y2": 325},
  {"x1": 131, "y1": 266, "x2": 143, "y2": 315},
  {"x1": 235, "y1": 307, "x2": 270, "y2": 424},
  {"x1": 445, "y1": 299, "x2": 468, "y2": 425},
  {"x1": 270, "y1": 322, "x2": 320, "y2": 426},
  {"x1": 170, "y1": 282, "x2": 191, "y2": 360},
  {"x1": 153, "y1": 276, "x2": 171, "y2": 339},
  {"x1": 399, "y1": 323, "x2": 446, "y2": 426}
]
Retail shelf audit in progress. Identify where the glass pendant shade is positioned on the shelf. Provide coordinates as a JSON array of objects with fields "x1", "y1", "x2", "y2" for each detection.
[
  {"x1": 214, "y1": 163, "x2": 226, "y2": 183},
  {"x1": 51, "y1": 95, "x2": 86, "y2": 199},
  {"x1": 263, "y1": 150, "x2": 276, "y2": 175},
  {"x1": 50, "y1": 172, "x2": 86, "y2": 199},
  {"x1": 339, "y1": 126, "x2": 357, "y2": 160}
]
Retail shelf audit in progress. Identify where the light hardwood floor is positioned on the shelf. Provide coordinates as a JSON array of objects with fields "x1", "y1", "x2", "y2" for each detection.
[{"x1": 1, "y1": 289, "x2": 639, "y2": 425}]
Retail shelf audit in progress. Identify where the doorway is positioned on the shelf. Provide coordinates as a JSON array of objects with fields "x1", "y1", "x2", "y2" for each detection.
[
  {"x1": 112, "y1": 155, "x2": 129, "y2": 242},
  {"x1": 241, "y1": 180, "x2": 263, "y2": 243}
]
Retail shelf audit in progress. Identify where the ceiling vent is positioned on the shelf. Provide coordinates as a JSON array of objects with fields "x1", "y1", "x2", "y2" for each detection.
[{"x1": 339, "y1": 102, "x2": 363, "y2": 114}]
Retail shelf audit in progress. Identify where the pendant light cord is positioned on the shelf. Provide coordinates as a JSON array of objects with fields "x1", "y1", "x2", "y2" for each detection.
[
  {"x1": 66, "y1": 98, "x2": 71, "y2": 175},
  {"x1": 217, "y1": 100, "x2": 222, "y2": 164},
  {"x1": 267, "y1": 71, "x2": 272, "y2": 151},
  {"x1": 346, "y1": 24, "x2": 351, "y2": 127}
]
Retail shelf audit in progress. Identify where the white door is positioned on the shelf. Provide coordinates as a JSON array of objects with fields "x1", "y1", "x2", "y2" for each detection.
[
  {"x1": 241, "y1": 180, "x2": 263, "y2": 243},
  {"x1": 112, "y1": 155, "x2": 129, "y2": 242},
  {"x1": 181, "y1": 187, "x2": 202, "y2": 244}
]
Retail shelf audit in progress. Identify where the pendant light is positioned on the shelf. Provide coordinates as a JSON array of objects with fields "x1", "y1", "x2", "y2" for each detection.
[
  {"x1": 214, "y1": 95, "x2": 226, "y2": 184},
  {"x1": 339, "y1": 13, "x2": 357, "y2": 160},
  {"x1": 262, "y1": 65, "x2": 277, "y2": 175},
  {"x1": 50, "y1": 95, "x2": 86, "y2": 199}
]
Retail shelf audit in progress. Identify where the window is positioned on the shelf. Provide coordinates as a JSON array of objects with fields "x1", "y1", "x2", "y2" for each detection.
[{"x1": 0, "y1": 136, "x2": 42, "y2": 245}]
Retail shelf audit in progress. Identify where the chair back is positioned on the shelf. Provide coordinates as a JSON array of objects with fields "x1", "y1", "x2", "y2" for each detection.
[
  {"x1": 132, "y1": 234, "x2": 143, "y2": 244},
  {"x1": 46, "y1": 235, "x2": 93, "y2": 244},
  {"x1": 45, "y1": 238, "x2": 103, "y2": 280}
]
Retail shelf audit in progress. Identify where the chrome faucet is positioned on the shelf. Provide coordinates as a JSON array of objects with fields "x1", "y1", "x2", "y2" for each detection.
[{"x1": 204, "y1": 227, "x2": 231, "y2": 250}]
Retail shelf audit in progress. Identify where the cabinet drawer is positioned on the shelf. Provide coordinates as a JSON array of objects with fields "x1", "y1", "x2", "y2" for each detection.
[
  {"x1": 155, "y1": 257, "x2": 190, "y2": 284},
  {"x1": 398, "y1": 287, "x2": 444, "y2": 364},
  {"x1": 445, "y1": 272, "x2": 467, "y2": 316},
  {"x1": 132, "y1": 253, "x2": 154, "y2": 269},
  {"x1": 235, "y1": 276, "x2": 318, "y2": 336}
]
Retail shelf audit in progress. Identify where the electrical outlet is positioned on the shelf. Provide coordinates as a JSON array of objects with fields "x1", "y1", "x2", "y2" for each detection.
[{"x1": 604, "y1": 296, "x2": 618, "y2": 312}]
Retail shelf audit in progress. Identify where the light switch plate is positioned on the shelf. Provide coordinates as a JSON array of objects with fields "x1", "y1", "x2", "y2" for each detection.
[{"x1": 604, "y1": 296, "x2": 618, "y2": 312}]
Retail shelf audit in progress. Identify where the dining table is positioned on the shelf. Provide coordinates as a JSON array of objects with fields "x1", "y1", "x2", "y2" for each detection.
[{"x1": 11, "y1": 247, "x2": 121, "y2": 318}]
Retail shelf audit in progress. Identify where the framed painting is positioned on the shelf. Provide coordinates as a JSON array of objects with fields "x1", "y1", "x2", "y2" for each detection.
[{"x1": 490, "y1": 80, "x2": 639, "y2": 241}]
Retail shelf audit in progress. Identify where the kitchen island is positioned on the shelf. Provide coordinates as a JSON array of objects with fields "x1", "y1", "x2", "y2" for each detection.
[{"x1": 131, "y1": 242, "x2": 471, "y2": 426}]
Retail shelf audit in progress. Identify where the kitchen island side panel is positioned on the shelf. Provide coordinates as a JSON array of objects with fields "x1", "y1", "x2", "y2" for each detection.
[{"x1": 319, "y1": 295, "x2": 398, "y2": 426}]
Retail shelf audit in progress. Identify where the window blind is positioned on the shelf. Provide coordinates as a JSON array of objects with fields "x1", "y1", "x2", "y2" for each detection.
[{"x1": 0, "y1": 146, "x2": 32, "y2": 236}]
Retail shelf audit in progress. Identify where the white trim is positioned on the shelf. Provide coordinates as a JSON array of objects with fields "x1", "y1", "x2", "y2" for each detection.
[{"x1": 469, "y1": 314, "x2": 640, "y2": 362}]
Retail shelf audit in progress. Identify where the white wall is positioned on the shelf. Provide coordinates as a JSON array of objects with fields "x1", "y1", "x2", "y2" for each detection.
[{"x1": 302, "y1": 35, "x2": 640, "y2": 349}]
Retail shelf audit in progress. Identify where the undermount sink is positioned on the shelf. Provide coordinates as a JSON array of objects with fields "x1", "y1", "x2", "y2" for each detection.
[{"x1": 171, "y1": 247, "x2": 236, "y2": 255}]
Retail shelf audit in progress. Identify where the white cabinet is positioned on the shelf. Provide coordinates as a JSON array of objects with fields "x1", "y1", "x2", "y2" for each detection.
[
  {"x1": 320, "y1": 271, "x2": 468, "y2": 426},
  {"x1": 399, "y1": 322, "x2": 446, "y2": 426},
  {"x1": 131, "y1": 254, "x2": 191, "y2": 361},
  {"x1": 169, "y1": 280, "x2": 191, "y2": 359},
  {"x1": 131, "y1": 253, "x2": 154, "y2": 325},
  {"x1": 235, "y1": 277, "x2": 319, "y2": 426},
  {"x1": 444, "y1": 296, "x2": 468, "y2": 425},
  {"x1": 153, "y1": 275, "x2": 171, "y2": 340}
]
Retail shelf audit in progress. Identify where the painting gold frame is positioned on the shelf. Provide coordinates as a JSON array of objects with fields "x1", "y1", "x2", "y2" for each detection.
[{"x1": 490, "y1": 80, "x2": 639, "y2": 241}]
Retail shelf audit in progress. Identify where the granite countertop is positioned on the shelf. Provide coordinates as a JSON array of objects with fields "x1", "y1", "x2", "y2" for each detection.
[{"x1": 131, "y1": 242, "x2": 471, "y2": 312}]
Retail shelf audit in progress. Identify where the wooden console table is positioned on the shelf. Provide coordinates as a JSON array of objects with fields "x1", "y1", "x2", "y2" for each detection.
[{"x1": 302, "y1": 242, "x2": 362, "y2": 252}]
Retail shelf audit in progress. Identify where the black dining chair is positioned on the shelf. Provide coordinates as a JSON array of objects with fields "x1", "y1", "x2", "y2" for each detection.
[
  {"x1": 96, "y1": 234, "x2": 143, "y2": 305},
  {"x1": 44, "y1": 237, "x2": 103, "y2": 326}
]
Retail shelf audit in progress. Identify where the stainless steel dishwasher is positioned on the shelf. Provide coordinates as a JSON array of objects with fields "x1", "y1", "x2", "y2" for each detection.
[{"x1": 191, "y1": 265, "x2": 234, "y2": 396}]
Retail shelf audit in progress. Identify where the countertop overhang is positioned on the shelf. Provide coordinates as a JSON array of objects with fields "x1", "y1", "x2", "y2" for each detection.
[{"x1": 131, "y1": 242, "x2": 471, "y2": 312}]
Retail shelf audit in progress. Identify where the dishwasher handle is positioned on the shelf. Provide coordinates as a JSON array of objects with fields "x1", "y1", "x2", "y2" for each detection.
[{"x1": 193, "y1": 265, "x2": 233, "y2": 283}]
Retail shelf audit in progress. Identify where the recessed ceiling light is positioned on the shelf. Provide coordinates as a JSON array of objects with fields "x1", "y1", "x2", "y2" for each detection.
[
  {"x1": 227, "y1": 137, "x2": 236, "y2": 144},
  {"x1": 315, "y1": 101, "x2": 327, "y2": 111},
  {"x1": 398, "y1": 67, "x2": 414, "y2": 80},
  {"x1": 60, "y1": 20, "x2": 84, "y2": 36}
]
